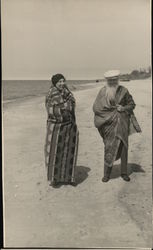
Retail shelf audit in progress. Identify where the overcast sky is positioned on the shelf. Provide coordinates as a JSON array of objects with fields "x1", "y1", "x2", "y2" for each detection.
[{"x1": 2, "y1": 0, "x2": 151, "y2": 80}]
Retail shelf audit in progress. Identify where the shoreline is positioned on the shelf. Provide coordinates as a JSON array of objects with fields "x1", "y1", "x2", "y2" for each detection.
[
  {"x1": 2, "y1": 78, "x2": 151, "y2": 108},
  {"x1": 2, "y1": 82, "x2": 103, "y2": 106}
]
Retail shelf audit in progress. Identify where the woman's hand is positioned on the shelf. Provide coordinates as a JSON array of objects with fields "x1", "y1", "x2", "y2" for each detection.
[{"x1": 116, "y1": 104, "x2": 125, "y2": 112}]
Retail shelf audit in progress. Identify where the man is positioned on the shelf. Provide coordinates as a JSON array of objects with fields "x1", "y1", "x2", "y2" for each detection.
[{"x1": 93, "y1": 70, "x2": 141, "y2": 182}]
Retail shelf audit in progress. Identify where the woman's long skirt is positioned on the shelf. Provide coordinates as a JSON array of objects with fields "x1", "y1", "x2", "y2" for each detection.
[{"x1": 45, "y1": 121, "x2": 79, "y2": 184}]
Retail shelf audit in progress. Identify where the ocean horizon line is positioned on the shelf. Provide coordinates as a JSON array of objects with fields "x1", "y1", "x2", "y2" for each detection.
[{"x1": 2, "y1": 78, "x2": 105, "y2": 81}]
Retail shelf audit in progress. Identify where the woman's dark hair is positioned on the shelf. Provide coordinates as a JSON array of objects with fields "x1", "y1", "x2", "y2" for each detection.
[{"x1": 51, "y1": 74, "x2": 66, "y2": 86}]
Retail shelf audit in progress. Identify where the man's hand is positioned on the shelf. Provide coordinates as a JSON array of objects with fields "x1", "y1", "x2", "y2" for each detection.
[{"x1": 116, "y1": 104, "x2": 125, "y2": 112}]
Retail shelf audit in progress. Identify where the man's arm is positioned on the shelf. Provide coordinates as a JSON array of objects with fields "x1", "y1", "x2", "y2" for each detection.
[
  {"x1": 124, "y1": 90, "x2": 136, "y2": 114},
  {"x1": 93, "y1": 89, "x2": 103, "y2": 114},
  {"x1": 117, "y1": 90, "x2": 136, "y2": 113}
]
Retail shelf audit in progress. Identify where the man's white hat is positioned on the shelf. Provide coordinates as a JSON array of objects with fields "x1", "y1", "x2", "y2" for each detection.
[{"x1": 104, "y1": 70, "x2": 120, "y2": 79}]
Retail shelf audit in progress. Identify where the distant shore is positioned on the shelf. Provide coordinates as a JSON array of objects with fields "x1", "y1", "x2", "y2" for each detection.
[
  {"x1": 2, "y1": 80, "x2": 103, "y2": 104},
  {"x1": 2, "y1": 77, "x2": 151, "y2": 106}
]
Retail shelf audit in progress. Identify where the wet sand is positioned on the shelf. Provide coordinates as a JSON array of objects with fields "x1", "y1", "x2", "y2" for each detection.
[{"x1": 3, "y1": 79, "x2": 152, "y2": 248}]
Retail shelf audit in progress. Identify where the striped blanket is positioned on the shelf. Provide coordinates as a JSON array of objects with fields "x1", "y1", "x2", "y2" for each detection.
[{"x1": 45, "y1": 85, "x2": 79, "y2": 184}]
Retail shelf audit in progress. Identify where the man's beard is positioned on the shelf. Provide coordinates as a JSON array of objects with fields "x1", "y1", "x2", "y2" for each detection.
[{"x1": 105, "y1": 84, "x2": 118, "y2": 105}]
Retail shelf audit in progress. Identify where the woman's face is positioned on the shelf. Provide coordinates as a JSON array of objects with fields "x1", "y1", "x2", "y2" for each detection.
[{"x1": 56, "y1": 78, "x2": 66, "y2": 90}]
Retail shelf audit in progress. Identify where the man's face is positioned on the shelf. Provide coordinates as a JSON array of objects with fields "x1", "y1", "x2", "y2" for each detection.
[{"x1": 107, "y1": 78, "x2": 119, "y2": 87}]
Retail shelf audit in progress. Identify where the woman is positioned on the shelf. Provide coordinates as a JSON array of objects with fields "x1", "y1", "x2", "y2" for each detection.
[{"x1": 45, "y1": 74, "x2": 79, "y2": 187}]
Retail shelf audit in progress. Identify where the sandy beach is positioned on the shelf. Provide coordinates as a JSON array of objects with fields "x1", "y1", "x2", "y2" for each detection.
[{"x1": 2, "y1": 79, "x2": 152, "y2": 248}]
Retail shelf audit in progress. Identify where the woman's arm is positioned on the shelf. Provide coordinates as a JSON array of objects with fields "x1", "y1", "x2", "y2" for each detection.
[{"x1": 46, "y1": 87, "x2": 76, "y2": 122}]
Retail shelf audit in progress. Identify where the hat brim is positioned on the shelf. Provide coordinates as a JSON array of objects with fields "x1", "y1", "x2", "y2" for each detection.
[{"x1": 105, "y1": 76, "x2": 120, "y2": 79}]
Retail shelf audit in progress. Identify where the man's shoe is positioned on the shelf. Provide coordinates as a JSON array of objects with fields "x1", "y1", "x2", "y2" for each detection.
[
  {"x1": 102, "y1": 176, "x2": 110, "y2": 182},
  {"x1": 102, "y1": 165, "x2": 112, "y2": 183},
  {"x1": 121, "y1": 174, "x2": 130, "y2": 182}
]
